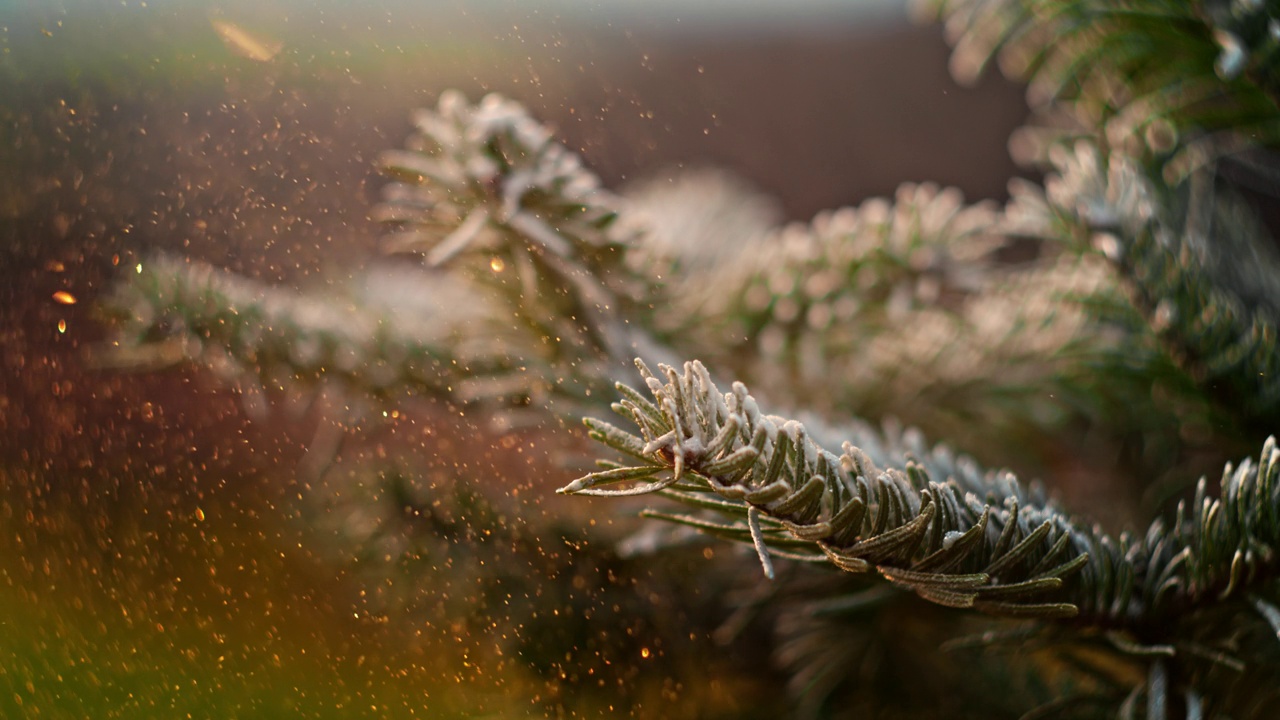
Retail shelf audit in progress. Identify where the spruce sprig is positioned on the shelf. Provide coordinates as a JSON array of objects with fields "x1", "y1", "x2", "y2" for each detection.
[
  {"x1": 562, "y1": 359, "x2": 1090, "y2": 620},
  {"x1": 373, "y1": 90, "x2": 653, "y2": 367},
  {"x1": 562, "y1": 359, "x2": 1280, "y2": 632}
]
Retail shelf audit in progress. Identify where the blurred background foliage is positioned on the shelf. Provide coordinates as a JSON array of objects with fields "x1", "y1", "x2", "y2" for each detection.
[
  {"x1": 0, "y1": 1, "x2": 1032, "y2": 717},
  {"x1": 19, "y1": 0, "x2": 1280, "y2": 717}
]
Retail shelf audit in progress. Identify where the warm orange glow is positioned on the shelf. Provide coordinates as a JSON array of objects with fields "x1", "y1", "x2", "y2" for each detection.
[
  {"x1": 52, "y1": 290, "x2": 76, "y2": 305},
  {"x1": 212, "y1": 20, "x2": 283, "y2": 62}
]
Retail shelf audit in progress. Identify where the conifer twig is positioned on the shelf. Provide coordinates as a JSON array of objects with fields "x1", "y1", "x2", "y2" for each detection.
[
  {"x1": 373, "y1": 90, "x2": 657, "y2": 367},
  {"x1": 562, "y1": 359, "x2": 1280, "y2": 631},
  {"x1": 1009, "y1": 140, "x2": 1280, "y2": 428},
  {"x1": 102, "y1": 256, "x2": 518, "y2": 412}
]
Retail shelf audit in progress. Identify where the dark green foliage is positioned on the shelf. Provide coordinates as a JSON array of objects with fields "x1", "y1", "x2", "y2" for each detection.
[
  {"x1": 918, "y1": 0, "x2": 1280, "y2": 179},
  {"x1": 1007, "y1": 137, "x2": 1280, "y2": 431},
  {"x1": 924, "y1": 0, "x2": 1280, "y2": 434}
]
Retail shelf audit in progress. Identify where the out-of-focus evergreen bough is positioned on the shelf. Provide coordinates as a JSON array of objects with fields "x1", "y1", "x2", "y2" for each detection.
[{"x1": 104, "y1": 0, "x2": 1280, "y2": 717}]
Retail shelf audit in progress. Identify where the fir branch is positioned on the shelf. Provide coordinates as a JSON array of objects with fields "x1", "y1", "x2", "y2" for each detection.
[
  {"x1": 675, "y1": 182, "x2": 1003, "y2": 355},
  {"x1": 562, "y1": 359, "x2": 1087, "y2": 620},
  {"x1": 561, "y1": 359, "x2": 1280, "y2": 633},
  {"x1": 105, "y1": 94, "x2": 688, "y2": 425},
  {"x1": 917, "y1": 0, "x2": 1280, "y2": 176},
  {"x1": 642, "y1": 178, "x2": 1164, "y2": 464},
  {"x1": 102, "y1": 255, "x2": 520, "y2": 413},
  {"x1": 650, "y1": 182, "x2": 1009, "y2": 414},
  {"x1": 1011, "y1": 139, "x2": 1280, "y2": 428},
  {"x1": 373, "y1": 90, "x2": 657, "y2": 368},
  {"x1": 376, "y1": 90, "x2": 636, "y2": 265}
]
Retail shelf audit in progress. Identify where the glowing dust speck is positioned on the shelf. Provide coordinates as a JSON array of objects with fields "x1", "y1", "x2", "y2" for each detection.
[
  {"x1": 136, "y1": 263, "x2": 143, "y2": 274},
  {"x1": 640, "y1": 648, "x2": 651, "y2": 659},
  {"x1": 211, "y1": 19, "x2": 283, "y2": 62},
  {"x1": 57, "y1": 319, "x2": 66, "y2": 333},
  {"x1": 52, "y1": 290, "x2": 76, "y2": 305},
  {"x1": 195, "y1": 507, "x2": 205, "y2": 522},
  {"x1": 490, "y1": 257, "x2": 506, "y2": 273}
]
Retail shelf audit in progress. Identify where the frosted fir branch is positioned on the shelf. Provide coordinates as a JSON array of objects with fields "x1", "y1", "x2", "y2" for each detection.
[
  {"x1": 1003, "y1": 139, "x2": 1160, "y2": 243},
  {"x1": 1199, "y1": 0, "x2": 1280, "y2": 114},
  {"x1": 667, "y1": 184, "x2": 1005, "y2": 394},
  {"x1": 1010, "y1": 140, "x2": 1280, "y2": 426},
  {"x1": 562, "y1": 359, "x2": 1280, "y2": 631},
  {"x1": 679, "y1": 182, "x2": 1002, "y2": 346},
  {"x1": 103, "y1": 256, "x2": 531, "y2": 414},
  {"x1": 1120, "y1": 219, "x2": 1280, "y2": 427},
  {"x1": 562, "y1": 359, "x2": 1090, "y2": 620},
  {"x1": 373, "y1": 91, "x2": 657, "y2": 367},
  {"x1": 916, "y1": 0, "x2": 1280, "y2": 178},
  {"x1": 639, "y1": 179, "x2": 1145, "y2": 449},
  {"x1": 375, "y1": 90, "x2": 636, "y2": 262}
]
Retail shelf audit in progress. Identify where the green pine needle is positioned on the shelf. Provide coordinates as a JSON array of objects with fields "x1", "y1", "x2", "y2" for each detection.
[{"x1": 563, "y1": 358, "x2": 1280, "y2": 632}]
